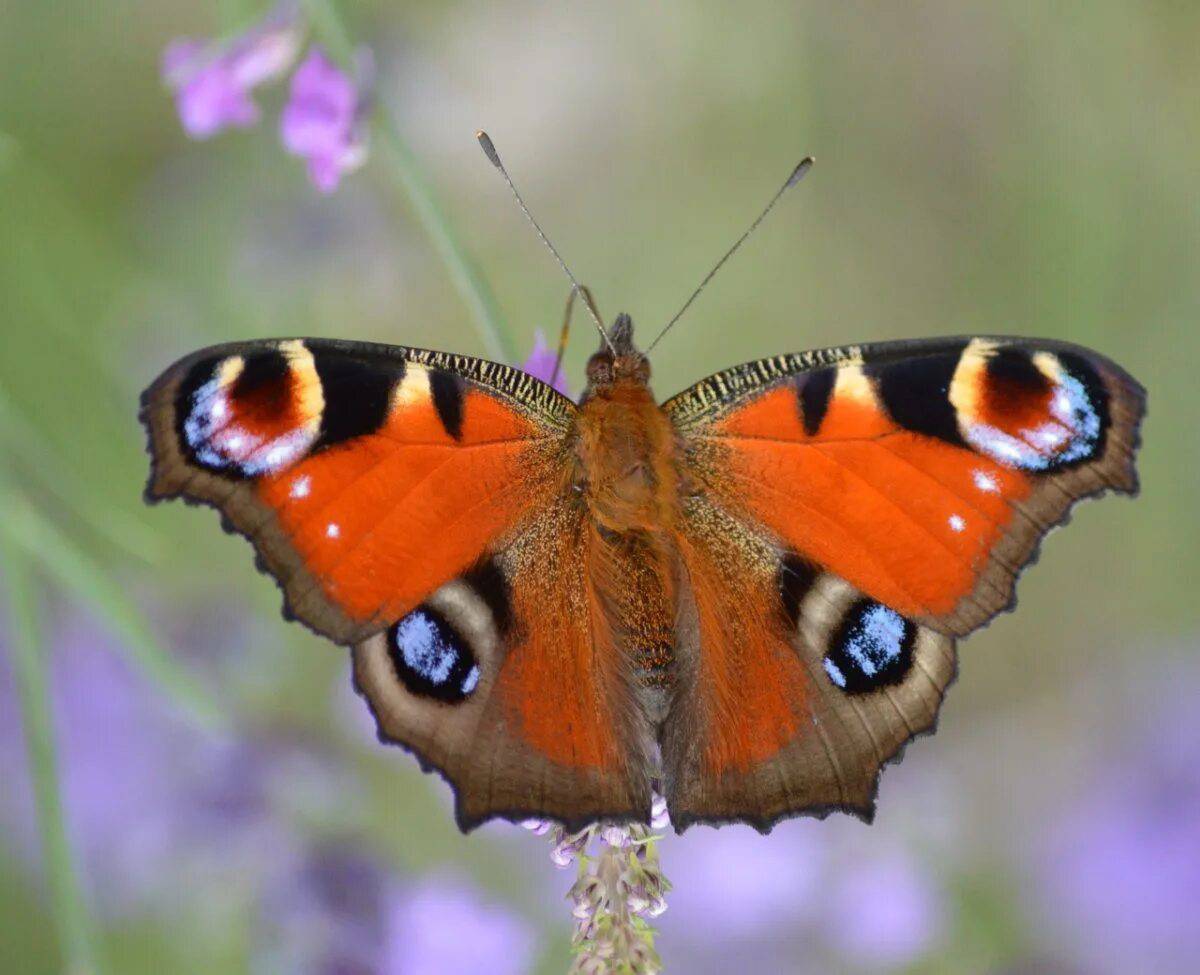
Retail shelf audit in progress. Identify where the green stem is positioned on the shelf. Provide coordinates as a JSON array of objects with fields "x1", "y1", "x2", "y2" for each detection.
[
  {"x1": 300, "y1": 0, "x2": 516, "y2": 364},
  {"x1": 2, "y1": 540, "x2": 102, "y2": 975}
]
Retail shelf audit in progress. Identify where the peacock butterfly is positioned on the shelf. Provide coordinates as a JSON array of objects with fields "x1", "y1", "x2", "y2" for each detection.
[{"x1": 140, "y1": 137, "x2": 1144, "y2": 833}]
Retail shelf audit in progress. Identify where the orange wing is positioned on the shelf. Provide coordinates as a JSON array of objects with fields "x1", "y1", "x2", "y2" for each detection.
[
  {"x1": 142, "y1": 339, "x2": 653, "y2": 829},
  {"x1": 660, "y1": 336, "x2": 1144, "y2": 829}
]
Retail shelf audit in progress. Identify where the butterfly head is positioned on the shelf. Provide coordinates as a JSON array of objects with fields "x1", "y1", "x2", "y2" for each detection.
[{"x1": 585, "y1": 313, "x2": 651, "y2": 392}]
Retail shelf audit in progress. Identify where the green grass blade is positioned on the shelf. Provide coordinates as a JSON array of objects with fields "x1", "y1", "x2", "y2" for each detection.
[{"x1": 2, "y1": 537, "x2": 103, "y2": 975}]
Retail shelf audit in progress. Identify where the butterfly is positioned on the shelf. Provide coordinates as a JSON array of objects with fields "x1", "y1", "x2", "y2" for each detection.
[{"x1": 140, "y1": 140, "x2": 1144, "y2": 833}]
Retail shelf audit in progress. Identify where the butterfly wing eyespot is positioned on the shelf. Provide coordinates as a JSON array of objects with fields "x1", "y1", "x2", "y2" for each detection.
[
  {"x1": 388, "y1": 606, "x2": 483, "y2": 703},
  {"x1": 660, "y1": 335, "x2": 1143, "y2": 831},
  {"x1": 822, "y1": 599, "x2": 917, "y2": 693},
  {"x1": 174, "y1": 340, "x2": 325, "y2": 478}
]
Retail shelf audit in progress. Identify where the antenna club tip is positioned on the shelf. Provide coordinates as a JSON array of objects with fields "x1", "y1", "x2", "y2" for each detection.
[
  {"x1": 787, "y1": 156, "x2": 815, "y2": 187},
  {"x1": 476, "y1": 130, "x2": 502, "y2": 168}
]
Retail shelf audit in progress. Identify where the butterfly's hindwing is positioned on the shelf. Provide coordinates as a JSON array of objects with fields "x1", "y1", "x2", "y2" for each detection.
[
  {"x1": 354, "y1": 506, "x2": 656, "y2": 832},
  {"x1": 663, "y1": 493, "x2": 956, "y2": 831}
]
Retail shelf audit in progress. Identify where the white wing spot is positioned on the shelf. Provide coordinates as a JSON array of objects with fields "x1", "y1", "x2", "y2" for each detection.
[
  {"x1": 823, "y1": 658, "x2": 847, "y2": 688},
  {"x1": 972, "y1": 469, "x2": 999, "y2": 493},
  {"x1": 290, "y1": 475, "x2": 311, "y2": 499},
  {"x1": 326, "y1": 522, "x2": 340, "y2": 539},
  {"x1": 949, "y1": 514, "x2": 966, "y2": 532}
]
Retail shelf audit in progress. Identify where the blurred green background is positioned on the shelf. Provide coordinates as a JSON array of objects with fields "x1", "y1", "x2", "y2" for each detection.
[{"x1": 1, "y1": 2, "x2": 1197, "y2": 973}]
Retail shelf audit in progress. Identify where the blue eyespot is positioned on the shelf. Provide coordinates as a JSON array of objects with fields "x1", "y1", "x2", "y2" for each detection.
[
  {"x1": 387, "y1": 608, "x2": 480, "y2": 703},
  {"x1": 824, "y1": 600, "x2": 915, "y2": 694}
]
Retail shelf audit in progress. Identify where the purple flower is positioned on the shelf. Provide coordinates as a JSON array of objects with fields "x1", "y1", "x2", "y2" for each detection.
[
  {"x1": 257, "y1": 846, "x2": 535, "y2": 975},
  {"x1": 821, "y1": 850, "x2": 944, "y2": 970},
  {"x1": 0, "y1": 606, "x2": 349, "y2": 919},
  {"x1": 1034, "y1": 679, "x2": 1200, "y2": 974},
  {"x1": 650, "y1": 817, "x2": 946, "y2": 973},
  {"x1": 382, "y1": 873, "x2": 535, "y2": 975},
  {"x1": 280, "y1": 47, "x2": 370, "y2": 193},
  {"x1": 660, "y1": 822, "x2": 826, "y2": 944},
  {"x1": 162, "y1": 5, "x2": 302, "y2": 140},
  {"x1": 255, "y1": 843, "x2": 393, "y2": 974},
  {"x1": 520, "y1": 330, "x2": 569, "y2": 396}
]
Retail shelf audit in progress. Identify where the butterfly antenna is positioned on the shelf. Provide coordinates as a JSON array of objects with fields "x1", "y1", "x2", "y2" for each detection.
[
  {"x1": 645, "y1": 155, "x2": 814, "y2": 354},
  {"x1": 476, "y1": 131, "x2": 615, "y2": 353}
]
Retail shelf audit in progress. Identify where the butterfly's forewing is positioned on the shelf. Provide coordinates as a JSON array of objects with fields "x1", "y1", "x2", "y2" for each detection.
[
  {"x1": 142, "y1": 338, "x2": 653, "y2": 829},
  {"x1": 661, "y1": 336, "x2": 1144, "y2": 829},
  {"x1": 142, "y1": 338, "x2": 568, "y2": 641}
]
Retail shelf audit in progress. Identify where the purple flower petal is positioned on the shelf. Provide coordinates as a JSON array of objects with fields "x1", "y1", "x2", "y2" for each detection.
[
  {"x1": 228, "y1": 18, "x2": 304, "y2": 90},
  {"x1": 161, "y1": 39, "x2": 204, "y2": 82},
  {"x1": 176, "y1": 64, "x2": 261, "y2": 139},
  {"x1": 280, "y1": 48, "x2": 357, "y2": 153},
  {"x1": 520, "y1": 330, "x2": 569, "y2": 396},
  {"x1": 0, "y1": 609, "x2": 299, "y2": 917},
  {"x1": 382, "y1": 874, "x2": 534, "y2": 975},
  {"x1": 255, "y1": 843, "x2": 394, "y2": 973},
  {"x1": 1035, "y1": 683, "x2": 1200, "y2": 974},
  {"x1": 162, "y1": 4, "x2": 301, "y2": 141},
  {"x1": 660, "y1": 822, "x2": 825, "y2": 942},
  {"x1": 306, "y1": 153, "x2": 348, "y2": 194},
  {"x1": 822, "y1": 851, "x2": 943, "y2": 970},
  {"x1": 280, "y1": 47, "x2": 369, "y2": 194}
]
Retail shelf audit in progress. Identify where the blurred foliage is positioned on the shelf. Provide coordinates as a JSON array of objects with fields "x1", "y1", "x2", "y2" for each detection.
[{"x1": 1, "y1": 1, "x2": 1197, "y2": 973}]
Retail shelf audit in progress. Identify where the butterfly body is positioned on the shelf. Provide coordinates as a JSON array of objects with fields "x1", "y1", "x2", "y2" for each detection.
[{"x1": 142, "y1": 322, "x2": 1143, "y2": 832}]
